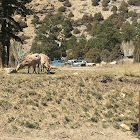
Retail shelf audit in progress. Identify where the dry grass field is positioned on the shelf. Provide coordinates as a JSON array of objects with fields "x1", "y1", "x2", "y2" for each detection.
[{"x1": 0, "y1": 64, "x2": 140, "y2": 140}]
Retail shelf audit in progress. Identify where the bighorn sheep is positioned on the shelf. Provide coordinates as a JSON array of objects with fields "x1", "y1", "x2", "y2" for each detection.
[
  {"x1": 39, "y1": 53, "x2": 51, "y2": 73},
  {"x1": 16, "y1": 53, "x2": 41, "y2": 74}
]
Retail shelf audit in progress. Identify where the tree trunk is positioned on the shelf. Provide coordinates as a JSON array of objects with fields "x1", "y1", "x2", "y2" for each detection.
[
  {"x1": 6, "y1": 41, "x2": 10, "y2": 66},
  {"x1": 0, "y1": 51, "x2": 3, "y2": 68},
  {"x1": 1, "y1": 43, "x2": 5, "y2": 67},
  {"x1": 1, "y1": 18, "x2": 6, "y2": 67}
]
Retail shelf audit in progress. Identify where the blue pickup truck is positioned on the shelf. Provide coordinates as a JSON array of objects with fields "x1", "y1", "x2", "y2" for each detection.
[{"x1": 52, "y1": 60, "x2": 66, "y2": 66}]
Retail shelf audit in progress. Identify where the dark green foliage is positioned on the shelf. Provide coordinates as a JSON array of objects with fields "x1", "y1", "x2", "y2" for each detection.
[
  {"x1": 121, "y1": 22, "x2": 137, "y2": 42},
  {"x1": 102, "y1": 0, "x2": 110, "y2": 7},
  {"x1": 67, "y1": 35, "x2": 88, "y2": 59},
  {"x1": 132, "y1": 19, "x2": 138, "y2": 26},
  {"x1": 109, "y1": 13, "x2": 125, "y2": 29},
  {"x1": 19, "y1": 21, "x2": 28, "y2": 28},
  {"x1": 128, "y1": 0, "x2": 140, "y2": 6},
  {"x1": 82, "y1": 15, "x2": 89, "y2": 24},
  {"x1": 133, "y1": 38, "x2": 140, "y2": 62},
  {"x1": 94, "y1": 12, "x2": 104, "y2": 22},
  {"x1": 31, "y1": 13, "x2": 74, "y2": 60},
  {"x1": 71, "y1": 19, "x2": 82, "y2": 27},
  {"x1": 73, "y1": 28, "x2": 80, "y2": 34},
  {"x1": 85, "y1": 48, "x2": 101, "y2": 63},
  {"x1": 63, "y1": 27, "x2": 72, "y2": 38},
  {"x1": 68, "y1": 12, "x2": 74, "y2": 17},
  {"x1": 128, "y1": 11, "x2": 138, "y2": 18},
  {"x1": 93, "y1": 19, "x2": 121, "y2": 52},
  {"x1": 111, "y1": 6, "x2": 117, "y2": 12},
  {"x1": 92, "y1": 0, "x2": 100, "y2": 6},
  {"x1": 81, "y1": 14, "x2": 93, "y2": 24},
  {"x1": 62, "y1": 19, "x2": 73, "y2": 31},
  {"x1": 89, "y1": 21, "x2": 99, "y2": 35},
  {"x1": 0, "y1": 0, "x2": 31, "y2": 66},
  {"x1": 58, "y1": 6, "x2": 66, "y2": 12},
  {"x1": 119, "y1": 1, "x2": 128, "y2": 14},
  {"x1": 25, "y1": 121, "x2": 40, "y2": 129},
  {"x1": 100, "y1": 49, "x2": 110, "y2": 62},
  {"x1": 86, "y1": 23, "x2": 92, "y2": 32},
  {"x1": 31, "y1": 15, "x2": 41, "y2": 26},
  {"x1": 63, "y1": 0, "x2": 71, "y2": 7},
  {"x1": 109, "y1": 44, "x2": 122, "y2": 61},
  {"x1": 31, "y1": 13, "x2": 65, "y2": 60},
  {"x1": 62, "y1": 19, "x2": 73, "y2": 38}
]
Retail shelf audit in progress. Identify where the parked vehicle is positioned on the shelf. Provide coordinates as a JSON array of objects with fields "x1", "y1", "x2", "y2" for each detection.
[
  {"x1": 66, "y1": 59, "x2": 77, "y2": 66},
  {"x1": 52, "y1": 60, "x2": 66, "y2": 66},
  {"x1": 85, "y1": 61, "x2": 96, "y2": 67},
  {"x1": 72, "y1": 60, "x2": 86, "y2": 67}
]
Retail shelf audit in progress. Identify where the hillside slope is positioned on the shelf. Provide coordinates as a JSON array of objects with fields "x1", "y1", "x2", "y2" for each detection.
[{"x1": 15, "y1": 0, "x2": 140, "y2": 52}]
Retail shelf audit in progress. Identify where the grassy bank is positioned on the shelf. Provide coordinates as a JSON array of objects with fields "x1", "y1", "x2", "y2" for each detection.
[{"x1": 0, "y1": 64, "x2": 139, "y2": 136}]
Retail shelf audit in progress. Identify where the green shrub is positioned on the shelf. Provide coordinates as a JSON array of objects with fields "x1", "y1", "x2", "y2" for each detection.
[
  {"x1": 109, "y1": 44, "x2": 122, "y2": 61},
  {"x1": 63, "y1": 27, "x2": 72, "y2": 37},
  {"x1": 121, "y1": 22, "x2": 137, "y2": 42},
  {"x1": 73, "y1": 28, "x2": 80, "y2": 34},
  {"x1": 86, "y1": 23, "x2": 92, "y2": 31},
  {"x1": 119, "y1": 1, "x2": 128, "y2": 13},
  {"x1": 63, "y1": 0, "x2": 72, "y2": 7},
  {"x1": 102, "y1": 0, "x2": 110, "y2": 7},
  {"x1": 92, "y1": 0, "x2": 100, "y2": 6},
  {"x1": 19, "y1": 21, "x2": 28, "y2": 28},
  {"x1": 111, "y1": 6, "x2": 117, "y2": 12},
  {"x1": 71, "y1": 19, "x2": 83, "y2": 27},
  {"x1": 94, "y1": 12, "x2": 104, "y2": 21},
  {"x1": 101, "y1": 49, "x2": 110, "y2": 62},
  {"x1": 68, "y1": 12, "x2": 74, "y2": 17},
  {"x1": 128, "y1": 11, "x2": 137, "y2": 18},
  {"x1": 58, "y1": 6, "x2": 66, "y2": 12},
  {"x1": 85, "y1": 48, "x2": 101, "y2": 63},
  {"x1": 25, "y1": 121, "x2": 40, "y2": 129},
  {"x1": 31, "y1": 15, "x2": 40, "y2": 26},
  {"x1": 81, "y1": 14, "x2": 89, "y2": 24}
]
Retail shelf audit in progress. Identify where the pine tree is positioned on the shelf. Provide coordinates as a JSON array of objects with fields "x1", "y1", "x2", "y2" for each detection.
[{"x1": 0, "y1": 0, "x2": 31, "y2": 67}]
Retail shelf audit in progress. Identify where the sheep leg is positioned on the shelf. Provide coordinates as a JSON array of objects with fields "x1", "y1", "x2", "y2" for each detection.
[
  {"x1": 28, "y1": 66, "x2": 30, "y2": 73},
  {"x1": 41, "y1": 65, "x2": 43, "y2": 72},
  {"x1": 37, "y1": 64, "x2": 40, "y2": 74},
  {"x1": 33, "y1": 65, "x2": 36, "y2": 74}
]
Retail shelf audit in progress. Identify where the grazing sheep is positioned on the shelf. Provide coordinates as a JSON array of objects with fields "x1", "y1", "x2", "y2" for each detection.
[
  {"x1": 39, "y1": 53, "x2": 51, "y2": 74},
  {"x1": 16, "y1": 53, "x2": 41, "y2": 74}
]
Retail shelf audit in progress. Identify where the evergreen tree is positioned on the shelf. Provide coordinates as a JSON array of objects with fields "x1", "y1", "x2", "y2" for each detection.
[
  {"x1": 93, "y1": 19, "x2": 121, "y2": 52},
  {"x1": 85, "y1": 48, "x2": 101, "y2": 63},
  {"x1": 109, "y1": 44, "x2": 122, "y2": 61},
  {"x1": 0, "y1": 0, "x2": 31, "y2": 66},
  {"x1": 100, "y1": 49, "x2": 110, "y2": 62},
  {"x1": 121, "y1": 22, "x2": 137, "y2": 42},
  {"x1": 31, "y1": 13, "x2": 64, "y2": 60}
]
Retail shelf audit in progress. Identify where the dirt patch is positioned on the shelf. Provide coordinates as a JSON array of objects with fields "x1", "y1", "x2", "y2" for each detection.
[{"x1": 0, "y1": 126, "x2": 137, "y2": 140}]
